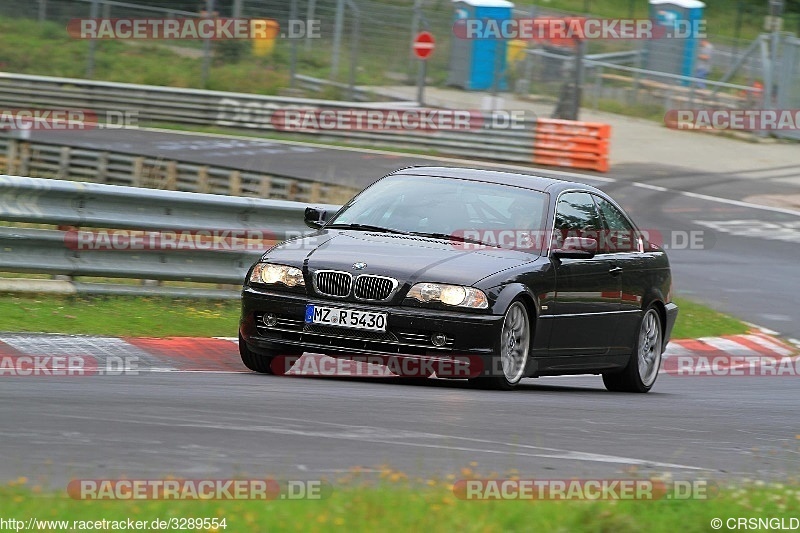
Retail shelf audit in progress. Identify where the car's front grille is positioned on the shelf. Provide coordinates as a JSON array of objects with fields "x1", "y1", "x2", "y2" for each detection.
[
  {"x1": 354, "y1": 275, "x2": 397, "y2": 301},
  {"x1": 315, "y1": 270, "x2": 352, "y2": 297}
]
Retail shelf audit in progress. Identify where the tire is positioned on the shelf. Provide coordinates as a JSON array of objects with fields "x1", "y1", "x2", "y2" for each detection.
[
  {"x1": 470, "y1": 300, "x2": 531, "y2": 391},
  {"x1": 603, "y1": 307, "x2": 663, "y2": 393},
  {"x1": 239, "y1": 334, "x2": 277, "y2": 374}
]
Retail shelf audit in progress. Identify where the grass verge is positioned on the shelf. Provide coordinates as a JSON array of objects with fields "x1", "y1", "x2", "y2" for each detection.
[
  {"x1": 0, "y1": 294, "x2": 748, "y2": 340},
  {"x1": 1, "y1": 475, "x2": 799, "y2": 533},
  {"x1": 671, "y1": 297, "x2": 749, "y2": 339},
  {"x1": 0, "y1": 295, "x2": 239, "y2": 338}
]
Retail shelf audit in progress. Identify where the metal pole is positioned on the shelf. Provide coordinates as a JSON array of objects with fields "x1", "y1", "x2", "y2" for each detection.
[
  {"x1": 86, "y1": 0, "x2": 99, "y2": 78},
  {"x1": 348, "y1": 1, "x2": 360, "y2": 100},
  {"x1": 491, "y1": 36, "x2": 500, "y2": 100},
  {"x1": 232, "y1": 0, "x2": 243, "y2": 18},
  {"x1": 759, "y1": 34, "x2": 772, "y2": 109},
  {"x1": 409, "y1": 0, "x2": 422, "y2": 76},
  {"x1": 201, "y1": 0, "x2": 215, "y2": 89},
  {"x1": 417, "y1": 59, "x2": 427, "y2": 105},
  {"x1": 330, "y1": 0, "x2": 345, "y2": 79},
  {"x1": 733, "y1": 1, "x2": 743, "y2": 59},
  {"x1": 769, "y1": 0, "x2": 784, "y2": 108},
  {"x1": 574, "y1": 38, "x2": 585, "y2": 120},
  {"x1": 289, "y1": 0, "x2": 298, "y2": 89},
  {"x1": 305, "y1": 0, "x2": 317, "y2": 52},
  {"x1": 38, "y1": 0, "x2": 47, "y2": 23}
]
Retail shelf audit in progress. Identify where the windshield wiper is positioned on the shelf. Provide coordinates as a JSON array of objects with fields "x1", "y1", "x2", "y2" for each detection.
[
  {"x1": 409, "y1": 231, "x2": 501, "y2": 249},
  {"x1": 325, "y1": 223, "x2": 411, "y2": 235}
]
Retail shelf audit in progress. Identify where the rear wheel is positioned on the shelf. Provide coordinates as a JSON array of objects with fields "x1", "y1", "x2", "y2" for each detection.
[
  {"x1": 603, "y1": 307, "x2": 662, "y2": 393},
  {"x1": 471, "y1": 300, "x2": 531, "y2": 391}
]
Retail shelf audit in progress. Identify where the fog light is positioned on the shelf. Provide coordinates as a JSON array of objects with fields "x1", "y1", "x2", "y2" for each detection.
[
  {"x1": 263, "y1": 313, "x2": 278, "y2": 327},
  {"x1": 431, "y1": 333, "x2": 447, "y2": 347}
]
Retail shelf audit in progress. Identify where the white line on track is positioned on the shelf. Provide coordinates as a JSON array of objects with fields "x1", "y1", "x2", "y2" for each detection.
[
  {"x1": 633, "y1": 182, "x2": 800, "y2": 216},
  {"x1": 45, "y1": 411, "x2": 707, "y2": 471}
]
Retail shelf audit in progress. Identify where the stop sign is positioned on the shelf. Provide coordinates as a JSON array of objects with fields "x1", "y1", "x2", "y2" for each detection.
[{"x1": 413, "y1": 31, "x2": 435, "y2": 60}]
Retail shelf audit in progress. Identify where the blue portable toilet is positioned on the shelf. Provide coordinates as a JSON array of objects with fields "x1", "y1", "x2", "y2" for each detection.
[
  {"x1": 448, "y1": 0, "x2": 515, "y2": 91},
  {"x1": 644, "y1": 0, "x2": 706, "y2": 80}
]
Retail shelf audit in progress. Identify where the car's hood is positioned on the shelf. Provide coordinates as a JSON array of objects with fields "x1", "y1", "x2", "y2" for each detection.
[{"x1": 263, "y1": 229, "x2": 539, "y2": 287}]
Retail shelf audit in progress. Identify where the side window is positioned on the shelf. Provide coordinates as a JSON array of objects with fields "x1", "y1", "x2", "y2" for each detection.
[
  {"x1": 553, "y1": 192, "x2": 602, "y2": 249},
  {"x1": 594, "y1": 196, "x2": 638, "y2": 252}
]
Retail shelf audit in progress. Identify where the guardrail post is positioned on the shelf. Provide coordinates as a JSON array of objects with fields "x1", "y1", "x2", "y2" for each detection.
[
  {"x1": 132, "y1": 157, "x2": 144, "y2": 187},
  {"x1": 96, "y1": 152, "x2": 108, "y2": 183},
  {"x1": 6, "y1": 139, "x2": 18, "y2": 175},
  {"x1": 58, "y1": 146, "x2": 71, "y2": 180},
  {"x1": 229, "y1": 170, "x2": 242, "y2": 196},
  {"x1": 19, "y1": 143, "x2": 31, "y2": 177},
  {"x1": 197, "y1": 166, "x2": 210, "y2": 193},
  {"x1": 309, "y1": 182, "x2": 321, "y2": 203},
  {"x1": 166, "y1": 161, "x2": 178, "y2": 190},
  {"x1": 259, "y1": 175, "x2": 272, "y2": 199}
]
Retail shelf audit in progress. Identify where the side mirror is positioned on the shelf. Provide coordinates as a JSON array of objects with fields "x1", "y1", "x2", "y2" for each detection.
[
  {"x1": 552, "y1": 237, "x2": 597, "y2": 259},
  {"x1": 304, "y1": 207, "x2": 328, "y2": 229}
]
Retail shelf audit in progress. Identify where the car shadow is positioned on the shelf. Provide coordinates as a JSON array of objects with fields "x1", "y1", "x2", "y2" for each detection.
[{"x1": 263, "y1": 373, "x2": 619, "y2": 394}]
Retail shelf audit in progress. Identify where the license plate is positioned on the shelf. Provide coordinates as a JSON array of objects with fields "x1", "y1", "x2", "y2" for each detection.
[{"x1": 304, "y1": 304, "x2": 387, "y2": 332}]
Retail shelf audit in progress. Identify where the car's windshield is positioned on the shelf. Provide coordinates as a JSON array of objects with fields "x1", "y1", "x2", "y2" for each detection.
[{"x1": 327, "y1": 175, "x2": 549, "y2": 254}]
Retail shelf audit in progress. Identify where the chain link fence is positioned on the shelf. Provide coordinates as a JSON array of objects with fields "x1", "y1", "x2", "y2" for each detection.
[
  {"x1": 0, "y1": 0, "x2": 456, "y2": 96},
  {"x1": 0, "y1": 0, "x2": 798, "y2": 128},
  {"x1": 776, "y1": 35, "x2": 800, "y2": 140}
]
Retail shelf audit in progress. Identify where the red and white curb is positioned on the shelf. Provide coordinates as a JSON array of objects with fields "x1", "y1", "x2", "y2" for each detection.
[
  {"x1": 0, "y1": 332, "x2": 796, "y2": 377},
  {"x1": 662, "y1": 332, "x2": 799, "y2": 376}
]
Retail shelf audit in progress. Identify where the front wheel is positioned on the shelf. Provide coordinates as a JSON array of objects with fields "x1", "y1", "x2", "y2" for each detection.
[
  {"x1": 239, "y1": 334, "x2": 277, "y2": 374},
  {"x1": 603, "y1": 307, "x2": 662, "y2": 393},
  {"x1": 470, "y1": 300, "x2": 531, "y2": 391}
]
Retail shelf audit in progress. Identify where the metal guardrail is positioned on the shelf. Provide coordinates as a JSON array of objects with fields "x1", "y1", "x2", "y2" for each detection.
[
  {"x1": 294, "y1": 75, "x2": 381, "y2": 103},
  {"x1": 0, "y1": 136, "x2": 358, "y2": 205},
  {"x1": 0, "y1": 72, "x2": 540, "y2": 164},
  {"x1": 0, "y1": 175, "x2": 341, "y2": 297}
]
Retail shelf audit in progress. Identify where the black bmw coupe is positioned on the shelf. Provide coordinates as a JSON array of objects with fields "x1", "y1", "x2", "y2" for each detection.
[{"x1": 239, "y1": 166, "x2": 678, "y2": 392}]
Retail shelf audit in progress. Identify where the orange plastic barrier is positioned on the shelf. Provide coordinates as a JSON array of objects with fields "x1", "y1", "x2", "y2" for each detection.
[{"x1": 533, "y1": 118, "x2": 611, "y2": 172}]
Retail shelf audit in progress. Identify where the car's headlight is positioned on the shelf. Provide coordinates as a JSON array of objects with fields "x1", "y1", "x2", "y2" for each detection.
[
  {"x1": 407, "y1": 283, "x2": 488, "y2": 309},
  {"x1": 249, "y1": 263, "x2": 305, "y2": 287}
]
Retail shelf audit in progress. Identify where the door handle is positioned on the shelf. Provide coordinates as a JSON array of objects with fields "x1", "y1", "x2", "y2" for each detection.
[{"x1": 608, "y1": 266, "x2": 623, "y2": 276}]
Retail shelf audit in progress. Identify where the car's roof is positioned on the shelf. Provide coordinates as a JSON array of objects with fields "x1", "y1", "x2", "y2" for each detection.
[{"x1": 390, "y1": 166, "x2": 603, "y2": 196}]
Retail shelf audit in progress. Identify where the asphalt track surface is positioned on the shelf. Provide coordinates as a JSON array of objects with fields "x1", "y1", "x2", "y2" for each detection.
[
  {"x1": 2, "y1": 374, "x2": 798, "y2": 486},
  {"x1": 3, "y1": 127, "x2": 798, "y2": 488}
]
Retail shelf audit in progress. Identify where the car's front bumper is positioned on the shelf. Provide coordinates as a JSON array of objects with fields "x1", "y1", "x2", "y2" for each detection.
[{"x1": 240, "y1": 286, "x2": 503, "y2": 365}]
